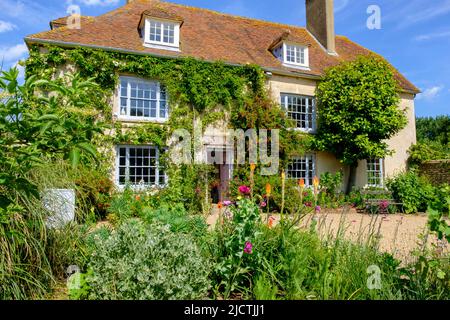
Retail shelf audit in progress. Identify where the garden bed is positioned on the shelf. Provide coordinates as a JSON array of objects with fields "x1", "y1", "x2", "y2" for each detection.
[{"x1": 207, "y1": 207, "x2": 449, "y2": 264}]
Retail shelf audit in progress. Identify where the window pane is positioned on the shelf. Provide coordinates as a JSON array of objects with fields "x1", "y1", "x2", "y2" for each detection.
[
  {"x1": 281, "y1": 94, "x2": 315, "y2": 129},
  {"x1": 150, "y1": 21, "x2": 161, "y2": 42},
  {"x1": 119, "y1": 78, "x2": 168, "y2": 120},
  {"x1": 118, "y1": 146, "x2": 162, "y2": 187},
  {"x1": 287, "y1": 155, "x2": 315, "y2": 185},
  {"x1": 367, "y1": 159, "x2": 383, "y2": 186}
]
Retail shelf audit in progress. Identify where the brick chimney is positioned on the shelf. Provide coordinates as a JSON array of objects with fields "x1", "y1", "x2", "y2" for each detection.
[{"x1": 306, "y1": 0, "x2": 336, "y2": 55}]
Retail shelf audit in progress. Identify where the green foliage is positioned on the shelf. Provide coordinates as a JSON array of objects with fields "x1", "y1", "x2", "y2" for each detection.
[
  {"x1": 409, "y1": 116, "x2": 450, "y2": 166},
  {"x1": 84, "y1": 219, "x2": 211, "y2": 300},
  {"x1": 318, "y1": 171, "x2": 344, "y2": 207},
  {"x1": 253, "y1": 224, "x2": 402, "y2": 300},
  {"x1": 313, "y1": 55, "x2": 407, "y2": 192},
  {"x1": 386, "y1": 170, "x2": 436, "y2": 213},
  {"x1": 427, "y1": 185, "x2": 450, "y2": 242},
  {"x1": 416, "y1": 116, "x2": 450, "y2": 147},
  {"x1": 0, "y1": 68, "x2": 105, "y2": 207},
  {"x1": 44, "y1": 223, "x2": 90, "y2": 279},
  {"x1": 407, "y1": 142, "x2": 448, "y2": 167},
  {"x1": 0, "y1": 203, "x2": 51, "y2": 299},
  {"x1": 209, "y1": 198, "x2": 262, "y2": 298},
  {"x1": 142, "y1": 203, "x2": 207, "y2": 238}
]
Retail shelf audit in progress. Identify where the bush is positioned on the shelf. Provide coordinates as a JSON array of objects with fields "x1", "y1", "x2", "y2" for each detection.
[
  {"x1": 84, "y1": 219, "x2": 211, "y2": 300},
  {"x1": 386, "y1": 170, "x2": 436, "y2": 213},
  {"x1": 142, "y1": 203, "x2": 207, "y2": 239},
  {"x1": 319, "y1": 171, "x2": 343, "y2": 202},
  {"x1": 407, "y1": 142, "x2": 448, "y2": 167},
  {"x1": 208, "y1": 198, "x2": 262, "y2": 298}
]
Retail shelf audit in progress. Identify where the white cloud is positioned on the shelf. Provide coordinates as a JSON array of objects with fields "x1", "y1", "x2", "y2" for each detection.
[
  {"x1": 334, "y1": 0, "x2": 349, "y2": 13},
  {"x1": 0, "y1": 44, "x2": 28, "y2": 63},
  {"x1": 416, "y1": 86, "x2": 444, "y2": 100},
  {"x1": 0, "y1": 1, "x2": 63, "y2": 25},
  {"x1": 414, "y1": 30, "x2": 450, "y2": 41},
  {"x1": 0, "y1": 20, "x2": 17, "y2": 33},
  {"x1": 397, "y1": 0, "x2": 450, "y2": 28}
]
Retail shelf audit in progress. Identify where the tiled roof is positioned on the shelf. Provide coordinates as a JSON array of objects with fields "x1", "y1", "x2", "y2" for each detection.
[
  {"x1": 50, "y1": 15, "x2": 95, "y2": 29},
  {"x1": 27, "y1": 0, "x2": 419, "y2": 93}
]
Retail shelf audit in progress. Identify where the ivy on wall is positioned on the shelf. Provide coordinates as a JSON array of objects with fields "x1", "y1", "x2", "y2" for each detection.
[{"x1": 26, "y1": 44, "x2": 310, "y2": 211}]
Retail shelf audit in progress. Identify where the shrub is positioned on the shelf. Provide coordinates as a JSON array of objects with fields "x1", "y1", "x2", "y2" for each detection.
[
  {"x1": 407, "y1": 142, "x2": 448, "y2": 167},
  {"x1": 209, "y1": 198, "x2": 262, "y2": 298},
  {"x1": 106, "y1": 186, "x2": 143, "y2": 224},
  {"x1": 386, "y1": 170, "x2": 436, "y2": 213},
  {"x1": 142, "y1": 203, "x2": 207, "y2": 239},
  {"x1": 85, "y1": 219, "x2": 211, "y2": 300},
  {"x1": 319, "y1": 171, "x2": 343, "y2": 202}
]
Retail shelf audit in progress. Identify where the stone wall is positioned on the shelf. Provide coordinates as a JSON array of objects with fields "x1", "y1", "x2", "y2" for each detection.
[{"x1": 419, "y1": 160, "x2": 450, "y2": 186}]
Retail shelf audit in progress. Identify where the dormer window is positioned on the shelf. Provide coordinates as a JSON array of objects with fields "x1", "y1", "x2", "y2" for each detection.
[
  {"x1": 270, "y1": 34, "x2": 310, "y2": 70},
  {"x1": 139, "y1": 9, "x2": 183, "y2": 52},
  {"x1": 275, "y1": 43, "x2": 309, "y2": 69},
  {"x1": 144, "y1": 19, "x2": 180, "y2": 50},
  {"x1": 147, "y1": 19, "x2": 178, "y2": 46},
  {"x1": 285, "y1": 44, "x2": 306, "y2": 66}
]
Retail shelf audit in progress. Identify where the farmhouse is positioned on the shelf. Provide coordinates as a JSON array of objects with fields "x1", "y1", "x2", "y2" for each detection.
[{"x1": 25, "y1": 0, "x2": 419, "y2": 202}]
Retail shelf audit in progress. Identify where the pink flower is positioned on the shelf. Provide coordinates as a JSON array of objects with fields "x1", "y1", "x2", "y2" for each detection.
[
  {"x1": 223, "y1": 200, "x2": 233, "y2": 207},
  {"x1": 305, "y1": 202, "x2": 312, "y2": 207},
  {"x1": 260, "y1": 201, "x2": 267, "y2": 208},
  {"x1": 244, "y1": 241, "x2": 253, "y2": 254},
  {"x1": 238, "y1": 185, "x2": 251, "y2": 195},
  {"x1": 315, "y1": 205, "x2": 321, "y2": 213}
]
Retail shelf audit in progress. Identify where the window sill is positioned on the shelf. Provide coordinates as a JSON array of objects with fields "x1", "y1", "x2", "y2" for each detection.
[
  {"x1": 282, "y1": 63, "x2": 311, "y2": 71},
  {"x1": 144, "y1": 42, "x2": 180, "y2": 52},
  {"x1": 287, "y1": 127, "x2": 317, "y2": 134},
  {"x1": 116, "y1": 116, "x2": 168, "y2": 124},
  {"x1": 116, "y1": 184, "x2": 167, "y2": 192}
]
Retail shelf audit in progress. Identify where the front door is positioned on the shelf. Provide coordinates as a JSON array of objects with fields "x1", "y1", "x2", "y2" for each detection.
[{"x1": 206, "y1": 147, "x2": 232, "y2": 203}]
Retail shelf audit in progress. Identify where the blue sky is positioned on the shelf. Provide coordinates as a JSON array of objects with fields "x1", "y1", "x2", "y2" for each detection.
[{"x1": 0, "y1": 0, "x2": 449, "y2": 117}]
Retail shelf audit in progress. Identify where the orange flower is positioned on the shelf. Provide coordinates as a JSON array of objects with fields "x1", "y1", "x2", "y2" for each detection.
[
  {"x1": 135, "y1": 195, "x2": 141, "y2": 201},
  {"x1": 250, "y1": 163, "x2": 256, "y2": 172},
  {"x1": 217, "y1": 202, "x2": 223, "y2": 209},
  {"x1": 268, "y1": 216, "x2": 276, "y2": 228},
  {"x1": 265, "y1": 183, "x2": 271, "y2": 197},
  {"x1": 298, "y1": 178, "x2": 305, "y2": 188},
  {"x1": 313, "y1": 176, "x2": 319, "y2": 188}
]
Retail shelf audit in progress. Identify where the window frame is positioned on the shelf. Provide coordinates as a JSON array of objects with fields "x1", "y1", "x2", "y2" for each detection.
[
  {"x1": 117, "y1": 76, "x2": 169, "y2": 122},
  {"x1": 282, "y1": 42, "x2": 309, "y2": 68},
  {"x1": 280, "y1": 93, "x2": 316, "y2": 132},
  {"x1": 366, "y1": 158, "x2": 384, "y2": 187},
  {"x1": 115, "y1": 145, "x2": 168, "y2": 189},
  {"x1": 286, "y1": 154, "x2": 317, "y2": 186},
  {"x1": 144, "y1": 18, "x2": 180, "y2": 49}
]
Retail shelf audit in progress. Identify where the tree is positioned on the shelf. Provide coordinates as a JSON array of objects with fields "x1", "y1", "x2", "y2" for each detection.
[{"x1": 313, "y1": 55, "x2": 407, "y2": 193}]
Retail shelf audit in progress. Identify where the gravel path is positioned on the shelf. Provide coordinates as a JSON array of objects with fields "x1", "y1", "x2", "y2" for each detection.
[{"x1": 207, "y1": 207, "x2": 449, "y2": 263}]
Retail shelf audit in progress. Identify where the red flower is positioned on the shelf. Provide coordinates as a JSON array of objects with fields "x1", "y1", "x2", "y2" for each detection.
[
  {"x1": 238, "y1": 185, "x2": 251, "y2": 195},
  {"x1": 244, "y1": 241, "x2": 253, "y2": 254}
]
